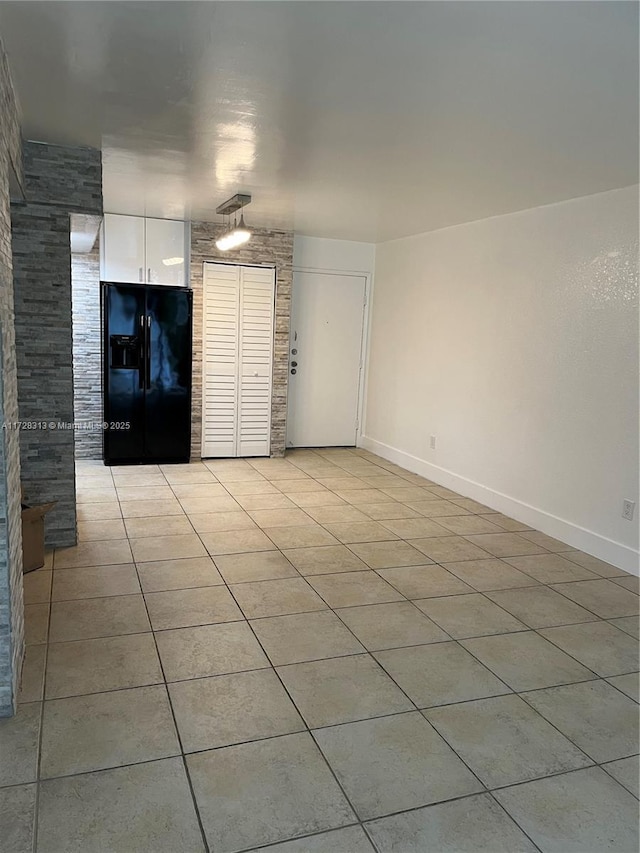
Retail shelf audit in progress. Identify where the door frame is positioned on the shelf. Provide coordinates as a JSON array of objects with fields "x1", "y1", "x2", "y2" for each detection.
[{"x1": 287, "y1": 265, "x2": 373, "y2": 448}]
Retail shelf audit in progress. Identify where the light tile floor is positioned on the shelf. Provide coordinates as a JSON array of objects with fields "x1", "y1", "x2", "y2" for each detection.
[{"x1": 2, "y1": 448, "x2": 639, "y2": 853}]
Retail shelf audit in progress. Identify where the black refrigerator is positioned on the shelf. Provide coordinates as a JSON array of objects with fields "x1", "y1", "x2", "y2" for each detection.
[{"x1": 101, "y1": 282, "x2": 193, "y2": 465}]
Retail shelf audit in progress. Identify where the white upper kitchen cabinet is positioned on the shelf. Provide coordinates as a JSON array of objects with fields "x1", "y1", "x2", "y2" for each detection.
[
  {"x1": 101, "y1": 214, "x2": 145, "y2": 283},
  {"x1": 145, "y1": 218, "x2": 187, "y2": 286},
  {"x1": 101, "y1": 214, "x2": 188, "y2": 286}
]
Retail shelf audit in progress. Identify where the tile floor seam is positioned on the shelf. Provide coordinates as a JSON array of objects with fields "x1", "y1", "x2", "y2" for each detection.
[{"x1": 126, "y1": 518, "x2": 212, "y2": 853}]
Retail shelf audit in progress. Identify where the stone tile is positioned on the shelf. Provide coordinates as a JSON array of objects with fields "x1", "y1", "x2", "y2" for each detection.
[
  {"x1": 415, "y1": 593, "x2": 526, "y2": 639},
  {"x1": 145, "y1": 585, "x2": 242, "y2": 630},
  {"x1": 18, "y1": 644, "x2": 46, "y2": 703},
  {"x1": 613, "y1": 575, "x2": 640, "y2": 593},
  {"x1": 187, "y1": 733, "x2": 355, "y2": 852},
  {"x1": 323, "y1": 521, "x2": 400, "y2": 544},
  {"x1": 307, "y1": 571, "x2": 404, "y2": 607},
  {"x1": 461, "y1": 631, "x2": 593, "y2": 691},
  {"x1": 303, "y1": 504, "x2": 371, "y2": 524},
  {"x1": 276, "y1": 480, "x2": 332, "y2": 494},
  {"x1": 375, "y1": 642, "x2": 509, "y2": 708},
  {"x1": 130, "y1": 534, "x2": 207, "y2": 563},
  {"x1": 124, "y1": 515, "x2": 194, "y2": 538},
  {"x1": 602, "y1": 757, "x2": 640, "y2": 798},
  {"x1": 76, "y1": 486, "x2": 118, "y2": 503},
  {"x1": 155, "y1": 621, "x2": 269, "y2": 682},
  {"x1": 178, "y1": 496, "x2": 242, "y2": 515},
  {"x1": 522, "y1": 680, "x2": 639, "y2": 763},
  {"x1": 464, "y1": 533, "x2": 547, "y2": 558},
  {"x1": 162, "y1": 468, "x2": 218, "y2": 484},
  {"x1": 357, "y1": 502, "x2": 422, "y2": 520},
  {"x1": 215, "y1": 469, "x2": 267, "y2": 483},
  {"x1": 188, "y1": 511, "x2": 257, "y2": 534},
  {"x1": 504, "y1": 553, "x2": 598, "y2": 583},
  {"x1": 115, "y1": 485, "x2": 175, "y2": 502},
  {"x1": 137, "y1": 556, "x2": 223, "y2": 592},
  {"x1": 426, "y1": 694, "x2": 591, "y2": 788},
  {"x1": 169, "y1": 669, "x2": 305, "y2": 752},
  {"x1": 563, "y1": 550, "x2": 630, "y2": 578},
  {"x1": 37, "y1": 758, "x2": 204, "y2": 853},
  {"x1": 251, "y1": 610, "x2": 365, "y2": 665},
  {"x1": 435, "y1": 515, "x2": 505, "y2": 535},
  {"x1": 317, "y1": 477, "x2": 370, "y2": 491},
  {"x1": 608, "y1": 616, "x2": 640, "y2": 638},
  {"x1": 200, "y1": 528, "x2": 278, "y2": 555},
  {"x1": 49, "y1": 595, "x2": 150, "y2": 642},
  {"x1": 77, "y1": 502, "x2": 122, "y2": 521},
  {"x1": 24, "y1": 603, "x2": 49, "y2": 645},
  {"x1": 336, "y1": 601, "x2": 449, "y2": 650},
  {"x1": 486, "y1": 586, "x2": 597, "y2": 628},
  {"x1": 264, "y1": 525, "x2": 339, "y2": 549},
  {"x1": 540, "y1": 621, "x2": 639, "y2": 676},
  {"x1": 0, "y1": 703, "x2": 41, "y2": 786},
  {"x1": 366, "y1": 793, "x2": 538, "y2": 853},
  {"x1": 443, "y1": 558, "x2": 538, "y2": 591},
  {"x1": 349, "y1": 540, "x2": 432, "y2": 569},
  {"x1": 54, "y1": 539, "x2": 133, "y2": 569},
  {"x1": 549, "y1": 579, "x2": 639, "y2": 619},
  {"x1": 479, "y1": 512, "x2": 532, "y2": 532},
  {"x1": 171, "y1": 483, "x2": 229, "y2": 499},
  {"x1": 284, "y1": 545, "x2": 369, "y2": 575},
  {"x1": 607, "y1": 672, "x2": 639, "y2": 703},
  {"x1": 337, "y1": 489, "x2": 400, "y2": 505},
  {"x1": 380, "y1": 518, "x2": 452, "y2": 539},
  {"x1": 409, "y1": 536, "x2": 491, "y2": 563},
  {"x1": 494, "y1": 767, "x2": 639, "y2": 852},
  {"x1": 406, "y1": 499, "x2": 471, "y2": 517},
  {"x1": 40, "y1": 685, "x2": 179, "y2": 778},
  {"x1": 52, "y1": 564, "x2": 141, "y2": 600},
  {"x1": 378, "y1": 565, "x2": 473, "y2": 599},
  {"x1": 380, "y1": 486, "x2": 438, "y2": 502},
  {"x1": 518, "y1": 530, "x2": 572, "y2": 552},
  {"x1": 277, "y1": 655, "x2": 412, "y2": 727},
  {"x1": 119, "y1": 498, "x2": 185, "y2": 518},
  {"x1": 450, "y1": 498, "x2": 494, "y2": 513},
  {"x1": 231, "y1": 578, "x2": 328, "y2": 619},
  {"x1": 77, "y1": 518, "x2": 127, "y2": 541},
  {"x1": 287, "y1": 492, "x2": 347, "y2": 509},
  {"x1": 234, "y1": 492, "x2": 297, "y2": 510},
  {"x1": 222, "y1": 480, "x2": 280, "y2": 496},
  {"x1": 314, "y1": 712, "x2": 481, "y2": 820},
  {"x1": 215, "y1": 550, "x2": 298, "y2": 584},
  {"x1": 22, "y1": 568, "x2": 52, "y2": 604},
  {"x1": 0, "y1": 784, "x2": 36, "y2": 853},
  {"x1": 245, "y1": 826, "x2": 374, "y2": 853},
  {"x1": 46, "y1": 633, "x2": 163, "y2": 699}
]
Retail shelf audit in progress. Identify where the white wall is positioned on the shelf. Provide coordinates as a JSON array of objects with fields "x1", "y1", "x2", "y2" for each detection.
[
  {"x1": 293, "y1": 235, "x2": 375, "y2": 274},
  {"x1": 363, "y1": 186, "x2": 639, "y2": 572}
]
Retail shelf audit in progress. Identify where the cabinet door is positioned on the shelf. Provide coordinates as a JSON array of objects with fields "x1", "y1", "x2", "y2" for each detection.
[
  {"x1": 102, "y1": 214, "x2": 145, "y2": 283},
  {"x1": 145, "y1": 218, "x2": 186, "y2": 286}
]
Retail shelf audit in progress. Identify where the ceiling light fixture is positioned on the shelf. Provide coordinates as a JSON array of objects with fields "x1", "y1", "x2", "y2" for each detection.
[{"x1": 215, "y1": 193, "x2": 252, "y2": 252}]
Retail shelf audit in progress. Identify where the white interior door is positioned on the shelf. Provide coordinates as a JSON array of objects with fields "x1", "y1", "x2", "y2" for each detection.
[
  {"x1": 287, "y1": 271, "x2": 367, "y2": 448},
  {"x1": 202, "y1": 263, "x2": 275, "y2": 458}
]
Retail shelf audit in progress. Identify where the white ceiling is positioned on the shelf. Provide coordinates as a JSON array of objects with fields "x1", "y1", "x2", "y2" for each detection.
[{"x1": 0, "y1": 1, "x2": 637, "y2": 242}]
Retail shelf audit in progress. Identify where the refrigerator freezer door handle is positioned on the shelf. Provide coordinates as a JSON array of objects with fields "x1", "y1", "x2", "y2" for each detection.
[
  {"x1": 146, "y1": 315, "x2": 152, "y2": 389},
  {"x1": 138, "y1": 315, "x2": 145, "y2": 389}
]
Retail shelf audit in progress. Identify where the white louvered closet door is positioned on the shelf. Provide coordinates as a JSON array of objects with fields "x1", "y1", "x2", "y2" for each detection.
[{"x1": 202, "y1": 263, "x2": 275, "y2": 458}]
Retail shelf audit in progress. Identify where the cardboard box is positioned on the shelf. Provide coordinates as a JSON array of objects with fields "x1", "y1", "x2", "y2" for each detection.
[{"x1": 22, "y1": 501, "x2": 56, "y2": 573}]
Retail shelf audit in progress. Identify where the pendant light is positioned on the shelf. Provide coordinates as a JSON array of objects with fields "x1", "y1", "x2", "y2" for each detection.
[{"x1": 215, "y1": 193, "x2": 252, "y2": 251}]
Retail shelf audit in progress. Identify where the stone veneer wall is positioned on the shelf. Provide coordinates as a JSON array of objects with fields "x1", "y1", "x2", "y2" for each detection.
[
  {"x1": 0, "y1": 36, "x2": 25, "y2": 716},
  {"x1": 190, "y1": 223, "x2": 293, "y2": 458},
  {"x1": 12, "y1": 142, "x2": 102, "y2": 548},
  {"x1": 71, "y1": 242, "x2": 102, "y2": 459}
]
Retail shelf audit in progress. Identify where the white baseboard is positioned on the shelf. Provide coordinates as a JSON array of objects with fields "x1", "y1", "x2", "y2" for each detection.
[{"x1": 359, "y1": 435, "x2": 639, "y2": 576}]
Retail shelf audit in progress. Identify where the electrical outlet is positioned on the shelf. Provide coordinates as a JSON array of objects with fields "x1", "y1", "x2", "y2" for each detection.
[
  {"x1": 429, "y1": 435, "x2": 436, "y2": 450},
  {"x1": 622, "y1": 500, "x2": 636, "y2": 521}
]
